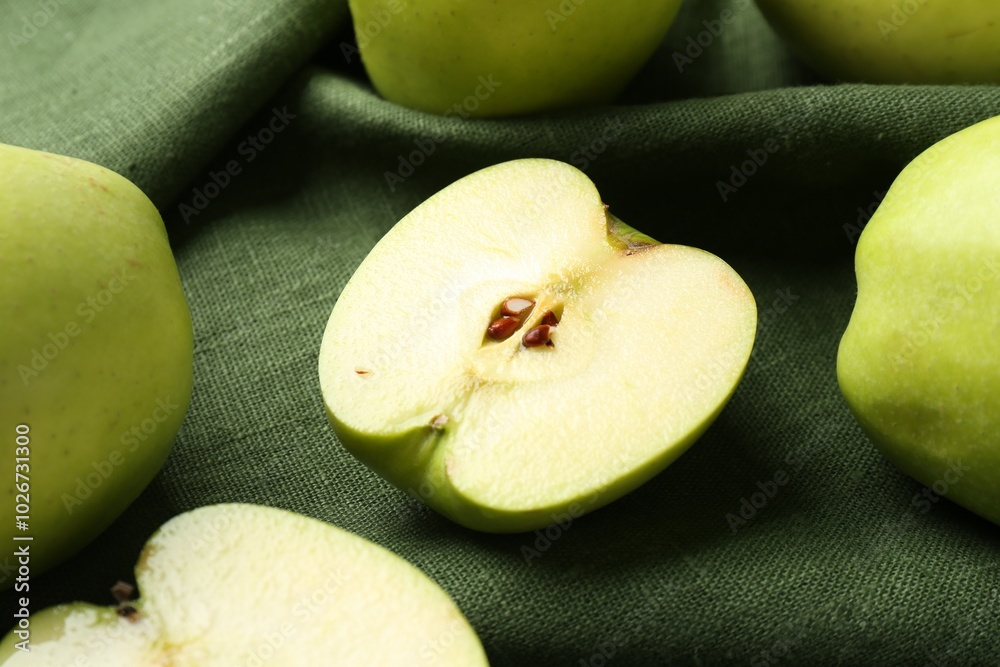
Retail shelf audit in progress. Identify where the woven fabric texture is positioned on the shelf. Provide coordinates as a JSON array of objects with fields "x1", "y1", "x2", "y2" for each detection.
[{"x1": 3, "y1": 0, "x2": 1000, "y2": 664}]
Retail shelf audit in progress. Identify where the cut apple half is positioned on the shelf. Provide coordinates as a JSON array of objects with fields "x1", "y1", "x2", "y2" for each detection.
[
  {"x1": 319, "y1": 159, "x2": 757, "y2": 532},
  {"x1": 0, "y1": 504, "x2": 488, "y2": 665}
]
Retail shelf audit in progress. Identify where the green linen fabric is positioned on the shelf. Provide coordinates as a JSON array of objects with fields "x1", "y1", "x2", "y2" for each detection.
[{"x1": 3, "y1": 0, "x2": 1000, "y2": 664}]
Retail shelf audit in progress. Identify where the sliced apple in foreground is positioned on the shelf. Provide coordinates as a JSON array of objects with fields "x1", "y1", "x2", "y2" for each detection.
[
  {"x1": 319, "y1": 158, "x2": 757, "y2": 532},
  {"x1": 0, "y1": 504, "x2": 488, "y2": 665}
]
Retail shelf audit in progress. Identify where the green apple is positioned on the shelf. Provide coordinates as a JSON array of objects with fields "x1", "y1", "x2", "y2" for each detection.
[
  {"x1": 347, "y1": 0, "x2": 683, "y2": 117},
  {"x1": 838, "y1": 115, "x2": 1000, "y2": 525},
  {"x1": 755, "y1": 0, "x2": 1000, "y2": 84},
  {"x1": 0, "y1": 503, "x2": 489, "y2": 664},
  {"x1": 0, "y1": 144, "x2": 193, "y2": 582},
  {"x1": 319, "y1": 158, "x2": 757, "y2": 532}
]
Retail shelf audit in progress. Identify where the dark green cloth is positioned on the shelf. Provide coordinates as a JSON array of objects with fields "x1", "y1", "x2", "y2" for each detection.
[{"x1": 4, "y1": 0, "x2": 1000, "y2": 664}]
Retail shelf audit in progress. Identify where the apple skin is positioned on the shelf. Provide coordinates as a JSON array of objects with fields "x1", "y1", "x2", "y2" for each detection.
[
  {"x1": 837, "y1": 116, "x2": 1000, "y2": 526},
  {"x1": 319, "y1": 159, "x2": 757, "y2": 533},
  {"x1": 348, "y1": 0, "x2": 683, "y2": 116},
  {"x1": 0, "y1": 144, "x2": 193, "y2": 582},
  {"x1": 755, "y1": 0, "x2": 1000, "y2": 84}
]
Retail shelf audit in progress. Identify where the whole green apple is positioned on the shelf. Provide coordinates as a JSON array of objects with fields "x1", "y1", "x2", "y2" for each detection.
[
  {"x1": 838, "y1": 115, "x2": 1000, "y2": 525},
  {"x1": 755, "y1": 0, "x2": 1000, "y2": 84},
  {"x1": 319, "y1": 159, "x2": 757, "y2": 532},
  {"x1": 347, "y1": 0, "x2": 683, "y2": 116},
  {"x1": 0, "y1": 504, "x2": 488, "y2": 665},
  {"x1": 0, "y1": 144, "x2": 193, "y2": 583}
]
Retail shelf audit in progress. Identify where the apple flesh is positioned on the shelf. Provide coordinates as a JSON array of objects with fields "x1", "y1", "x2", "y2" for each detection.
[
  {"x1": 838, "y1": 115, "x2": 1000, "y2": 525},
  {"x1": 755, "y1": 0, "x2": 1000, "y2": 84},
  {"x1": 348, "y1": 0, "x2": 683, "y2": 116},
  {"x1": 0, "y1": 144, "x2": 193, "y2": 582},
  {"x1": 319, "y1": 158, "x2": 757, "y2": 532},
  {"x1": 0, "y1": 504, "x2": 489, "y2": 665}
]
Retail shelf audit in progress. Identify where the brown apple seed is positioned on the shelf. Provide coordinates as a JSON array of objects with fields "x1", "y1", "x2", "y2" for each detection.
[
  {"x1": 522, "y1": 325, "x2": 552, "y2": 348},
  {"x1": 111, "y1": 581, "x2": 135, "y2": 603},
  {"x1": 117, "y1": 604, "x2": 140, "y2": 621},
  {"x1": 501, "y1": 296, "x2": 535, "y2": 317},
  {"x1": 541, "y1": 310, "x2": 558, "y2": 327},
  {"x1": 487, "y1": 316, "x2": 520, "y2": 341}
]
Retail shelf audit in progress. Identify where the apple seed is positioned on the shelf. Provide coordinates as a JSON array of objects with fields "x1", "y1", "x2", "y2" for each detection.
[
  {"x1": 111, "y1": 581, "x2": 135, "y2": 603},
  {"x1": 522, "y1": 325, "x2": 552, "y2": 348},
  {"x1": 541, "y1": 310, "x2": 558, "y2": 327},
  {"x1": 487, "y1": 316, "x2": 520, "y2": 341},
  {"x1": 430, "y1": 414, "x2": 449, "y2": 429},
  {"x1": 117, "y1": 604, "x2": 140, "y2": 621},
  {"x1": 501, "y1": 296, "x2": 535, "y2": 317}
]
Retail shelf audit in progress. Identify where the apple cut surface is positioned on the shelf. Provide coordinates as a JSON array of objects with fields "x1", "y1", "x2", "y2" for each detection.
[
  {"x1": 0, "y1": 504, "x2": 488, "y2": 666},
  {"x1": 319, "y1": 159, "x2": 757, "y2": 532}
]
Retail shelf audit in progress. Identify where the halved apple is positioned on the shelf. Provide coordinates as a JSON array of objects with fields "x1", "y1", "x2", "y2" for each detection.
[
  {"x1": 0, "y1": 504, "x2": 488, "y2": 665},
  {"x1": 319, "y1": 159, "x2": 757, "y2": 532}
]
